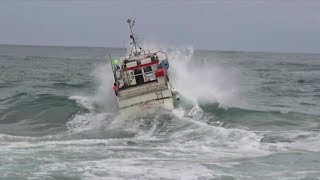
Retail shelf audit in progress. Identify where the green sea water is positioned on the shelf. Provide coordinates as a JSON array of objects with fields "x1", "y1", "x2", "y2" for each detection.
[{"x1": 0, "y1": 44, "x2": 320, "y2": 179}]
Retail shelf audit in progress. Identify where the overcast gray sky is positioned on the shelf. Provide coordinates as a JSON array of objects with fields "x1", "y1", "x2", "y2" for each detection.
[{"x1": 1, "y1": 0, "x2": 320, "y2": 53}]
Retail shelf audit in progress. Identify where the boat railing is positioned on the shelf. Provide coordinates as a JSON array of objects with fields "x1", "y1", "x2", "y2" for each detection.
[{"x1": 118, "y1": 70, "x2": 157, "y2": 89}]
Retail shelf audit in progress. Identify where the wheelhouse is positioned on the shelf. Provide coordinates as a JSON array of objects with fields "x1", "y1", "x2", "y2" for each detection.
[{"x1": 116, "y1": 53, "x2": 166, "y2": 91}]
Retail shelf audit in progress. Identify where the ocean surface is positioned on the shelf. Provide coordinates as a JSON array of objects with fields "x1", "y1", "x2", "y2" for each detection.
[{"x1": 0, "y1": 44, "x2": 320, "y2": 179}]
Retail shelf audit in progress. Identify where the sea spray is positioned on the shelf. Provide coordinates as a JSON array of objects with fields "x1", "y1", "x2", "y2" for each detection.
[
  {"x1": 67, "y1": 63, "x2": 118, "y2": 133},
  {"x1": 142, "y1": 42, "x2": 246, "y2": 108},
  {"x1": 70, "y1": 62, "x2": 117, "y2": 112}
]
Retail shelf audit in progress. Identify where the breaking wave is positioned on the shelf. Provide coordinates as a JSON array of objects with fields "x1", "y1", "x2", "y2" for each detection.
[{"x1": 2, "y1": 45, "x2": 320, "y2": 179}]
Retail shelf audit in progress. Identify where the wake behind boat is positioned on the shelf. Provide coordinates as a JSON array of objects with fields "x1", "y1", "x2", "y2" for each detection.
[{"x1": 109, "y1": 19, "x2": 180, "y2": 111}]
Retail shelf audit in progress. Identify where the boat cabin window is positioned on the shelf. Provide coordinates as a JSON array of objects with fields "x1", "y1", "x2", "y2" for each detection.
[
  {"x1": 143, "y1": 66, "x2": 152, "y2": 73},
  {"x1": 134, "y1": 68, "x2": 144, "y2": 85}
]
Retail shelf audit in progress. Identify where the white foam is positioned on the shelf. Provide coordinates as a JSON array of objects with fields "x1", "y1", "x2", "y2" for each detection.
[
  {"x1": 142, "y1": 42, "x2": 247, "y2": 108},
  {"x1": 67, "y1": 63, "x2": 120, "y2": 133},
  {"x1": 70, "y1": 62, "x2": 118, "y2": 113},
  {"x1": 169, "y1": 106, "x2": 273, "y2": 158},
  {"x1": 79, "y1": 159, "x2": 216, "y2": 180},
  {"x1": 66, "y1": 112, "x2": 111, "y2": 133},
  {"x1": 271, "y1": 130, "x2": 320, "y2": 152},
  {"x1": 69, "y1": 95, "x2": 95, "y2": 111},
  {"x1": 90, "y1": 63, "x2": 118, "y2": 112}
]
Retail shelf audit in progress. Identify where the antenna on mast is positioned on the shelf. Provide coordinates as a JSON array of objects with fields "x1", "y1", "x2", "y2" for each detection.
[{"x1": 127, "y1": 19, "x2": 144, "y2": 56}]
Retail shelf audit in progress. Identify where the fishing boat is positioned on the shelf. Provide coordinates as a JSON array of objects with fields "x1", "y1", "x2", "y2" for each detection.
[{"x1": 109, "y1": 19, "x2": 180, "y2": 111}]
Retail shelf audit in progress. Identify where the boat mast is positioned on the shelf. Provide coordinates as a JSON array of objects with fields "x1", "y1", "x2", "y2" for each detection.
[
  {"x1": 127, "y1": 19, "x2": 138, "y2": 55},
  {"x1": 127, "y1": 19, "x2": 144, "y2": 56}
]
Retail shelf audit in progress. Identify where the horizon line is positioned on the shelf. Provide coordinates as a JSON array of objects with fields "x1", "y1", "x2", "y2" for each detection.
[{"x1": 0, "y1": 43, "x2": 319, "y2": 55}]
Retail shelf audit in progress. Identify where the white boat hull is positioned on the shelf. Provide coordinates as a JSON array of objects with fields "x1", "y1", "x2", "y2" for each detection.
[
  {"x1": 119, "y1": 97, "x2": 174, "y2": 115},
  {"x1": 121, "y1": 97, "x2": 174, "y2": 110}
]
